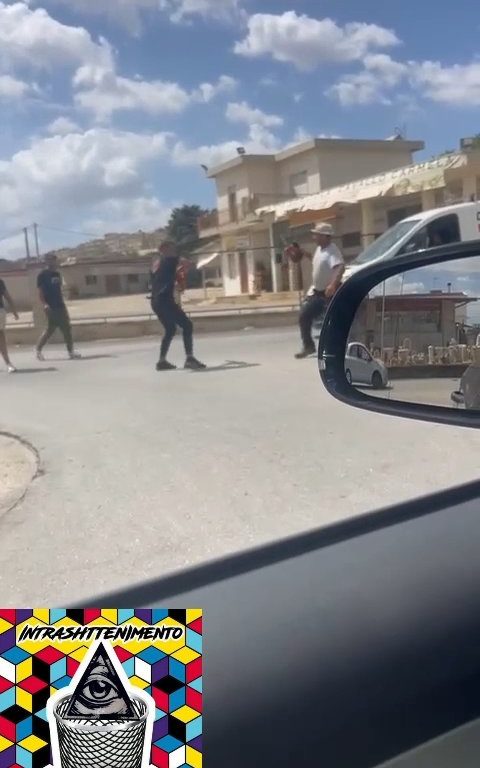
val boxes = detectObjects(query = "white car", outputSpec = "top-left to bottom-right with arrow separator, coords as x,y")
345,342 -> 389,389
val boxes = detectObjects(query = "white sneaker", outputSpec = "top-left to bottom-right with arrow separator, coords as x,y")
69,351 -> 81,360
7,365 -> 17,374
36,349 -> 45,361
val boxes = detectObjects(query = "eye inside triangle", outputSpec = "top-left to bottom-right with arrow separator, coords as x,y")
64,642 -> 138,720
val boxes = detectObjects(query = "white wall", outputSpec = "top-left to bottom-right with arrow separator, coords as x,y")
276,149 -> 321,196
221,252 -> 241,295
0,269 -> 39,310
318,147 -> 417,190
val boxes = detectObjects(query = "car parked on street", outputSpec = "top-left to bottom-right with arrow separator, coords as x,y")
344,342 -> 388,388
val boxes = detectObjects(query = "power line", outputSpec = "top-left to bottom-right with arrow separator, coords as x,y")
36,224 -> 102,239
0,228 -> 24,244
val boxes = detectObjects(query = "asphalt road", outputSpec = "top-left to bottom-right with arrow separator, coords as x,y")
1,328 -> 480,606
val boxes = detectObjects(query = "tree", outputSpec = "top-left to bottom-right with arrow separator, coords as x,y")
166,204 -> 209,249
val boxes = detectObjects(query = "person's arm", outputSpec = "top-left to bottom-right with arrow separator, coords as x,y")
325,253 -> 345,298
37,275 -> 48,308
283,243 -> 312,263
4,288 -> 18,320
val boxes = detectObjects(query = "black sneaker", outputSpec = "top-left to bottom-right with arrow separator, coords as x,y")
295,347 -> 316,359
156,360 -> 176,371
185,356 -> 206,370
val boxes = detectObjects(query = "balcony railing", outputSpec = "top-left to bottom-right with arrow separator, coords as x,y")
197,193 -> 293,234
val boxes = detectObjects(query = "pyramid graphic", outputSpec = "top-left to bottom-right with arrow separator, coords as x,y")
63,642 -> 138,720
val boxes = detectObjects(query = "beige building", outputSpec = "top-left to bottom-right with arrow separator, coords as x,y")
60,256 -> 153,299
197,136 -> 425,295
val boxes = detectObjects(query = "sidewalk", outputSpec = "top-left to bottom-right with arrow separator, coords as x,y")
9,290 -> 302,325
0,434 -> 38,517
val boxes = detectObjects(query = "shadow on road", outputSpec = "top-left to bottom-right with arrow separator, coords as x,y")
188,360 -> 261,374
71,354 -> 117,361
12,367 -> 58,374
90,478 -> 480,606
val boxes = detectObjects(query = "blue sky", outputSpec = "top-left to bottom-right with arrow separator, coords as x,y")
2,0 -> 480,257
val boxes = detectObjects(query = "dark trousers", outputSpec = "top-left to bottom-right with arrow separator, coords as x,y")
299,293 -> 326,349
37,306 -> 73,353
153,298 -> 193,359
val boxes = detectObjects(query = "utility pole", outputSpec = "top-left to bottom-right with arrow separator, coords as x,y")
23,226 -> 31,261
33,223 -> 40,259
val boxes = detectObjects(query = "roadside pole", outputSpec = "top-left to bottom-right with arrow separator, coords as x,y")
380,281 -> 386,357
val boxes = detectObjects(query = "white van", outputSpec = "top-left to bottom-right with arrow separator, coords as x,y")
343,201 -> 480,282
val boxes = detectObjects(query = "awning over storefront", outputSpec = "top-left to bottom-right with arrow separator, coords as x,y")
287,205 -> 341,227
257,153 -> 468,220
192,238 -> 222,269
197,252 -> 220,269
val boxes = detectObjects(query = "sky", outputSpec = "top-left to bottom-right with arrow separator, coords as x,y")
2,0 -> 480,258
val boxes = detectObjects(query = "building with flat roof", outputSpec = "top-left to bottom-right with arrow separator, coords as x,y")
197,135 -> 425,296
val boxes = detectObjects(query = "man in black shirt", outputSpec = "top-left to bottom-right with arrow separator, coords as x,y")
150,241 -> 205,371
36,252 -> 81,360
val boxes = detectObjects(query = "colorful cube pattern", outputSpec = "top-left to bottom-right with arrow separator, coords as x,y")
0,609 -> 202,768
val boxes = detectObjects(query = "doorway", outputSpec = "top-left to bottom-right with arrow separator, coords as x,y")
238,251 -> 249,293
105,274 -> 121,294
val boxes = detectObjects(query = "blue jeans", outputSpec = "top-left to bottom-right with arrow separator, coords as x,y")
299,293 -> 326,349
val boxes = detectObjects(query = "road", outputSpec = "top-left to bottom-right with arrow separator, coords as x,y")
1,328 -> 479,606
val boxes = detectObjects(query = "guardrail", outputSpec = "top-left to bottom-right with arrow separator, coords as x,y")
7,303 -> 301,329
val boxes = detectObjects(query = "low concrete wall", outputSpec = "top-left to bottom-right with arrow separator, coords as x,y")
388,364 -> 468,380
7,310 -> 298,346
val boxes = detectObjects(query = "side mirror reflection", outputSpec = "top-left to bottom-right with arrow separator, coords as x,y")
345,254 -> 480,410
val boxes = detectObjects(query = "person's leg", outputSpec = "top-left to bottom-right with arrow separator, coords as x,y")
0,331 -> 11,366
297,295 -> 326,356
171,304 -> 206,369
36,308 -> 58,355
171,304 -> 193,357
154,301 -> 177,368
58,307 -> 75,355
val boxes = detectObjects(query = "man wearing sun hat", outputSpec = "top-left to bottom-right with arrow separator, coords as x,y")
284,222 -> 345,358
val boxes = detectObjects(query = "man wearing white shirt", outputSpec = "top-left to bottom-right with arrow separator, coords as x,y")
284,223 -> 345,359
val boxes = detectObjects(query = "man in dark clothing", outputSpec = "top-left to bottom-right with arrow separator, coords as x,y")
150,241 -> 205,371
36,252 -> 81,360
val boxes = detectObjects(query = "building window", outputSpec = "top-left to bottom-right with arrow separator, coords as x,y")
227,253 -> 236,279
228,186 -> 238,223
387,205 -> 422,228
85,275 -> 97,286
342,232 -> 361,249
127,273 -> 140,284
289,170 -> 308,196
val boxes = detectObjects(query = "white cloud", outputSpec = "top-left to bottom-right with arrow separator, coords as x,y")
37,0 -> 159,36
0,74 -> 32,99
0,1 -> 112,71
370,277 -> 425,296
192,75 -> 238,103
172,124 -> 281,168
159,0 -> 244,24
73,66 -> 191,121
329,54 -> 407,106
411,60 -> 480,106
259,76 -> 277,87
329,54 -> 480,108
235,11 -> 399,71
41,0 -> 244,32
0,128 -> 172,237
47,117 -> 81,135
81,196 -> 173,235
74,68 -> 237,121
226,100 -> 283,128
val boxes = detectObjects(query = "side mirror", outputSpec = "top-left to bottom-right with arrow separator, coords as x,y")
318,240 -> 480,428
